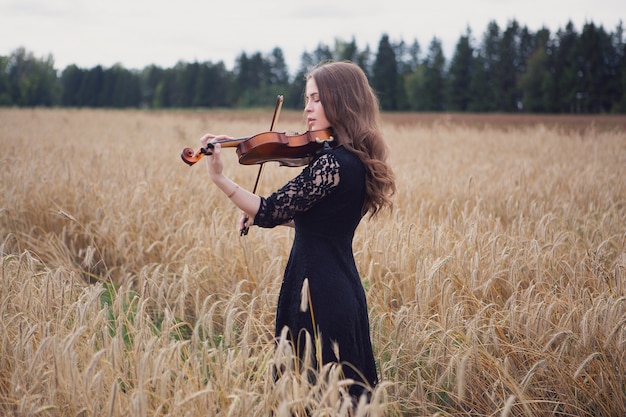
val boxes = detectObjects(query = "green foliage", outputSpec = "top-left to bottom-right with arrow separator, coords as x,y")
447,29 -> 473,111
0,56 -> 11,106
4,47 -> 59,106
372,34 -> 399,110
100,283 -> 193,348
2,18 -> 625,113
421,37 -> 447,111
404,65 -> 426,111
100,283 -> 137,346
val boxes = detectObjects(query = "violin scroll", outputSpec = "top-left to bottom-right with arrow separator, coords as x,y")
180,143 -> 215,166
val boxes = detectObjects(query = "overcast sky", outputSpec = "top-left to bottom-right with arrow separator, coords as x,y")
1,0 -> 623,73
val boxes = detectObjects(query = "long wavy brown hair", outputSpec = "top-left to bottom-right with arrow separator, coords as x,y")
306,61 -> 396,217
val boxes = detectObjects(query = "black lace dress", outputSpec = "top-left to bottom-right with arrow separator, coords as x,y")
254,145 -> 378,397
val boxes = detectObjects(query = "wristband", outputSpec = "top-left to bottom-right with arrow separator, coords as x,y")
227,185 -> 239,198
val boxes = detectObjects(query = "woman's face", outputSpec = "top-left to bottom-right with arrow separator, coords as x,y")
305,77 -> 331,131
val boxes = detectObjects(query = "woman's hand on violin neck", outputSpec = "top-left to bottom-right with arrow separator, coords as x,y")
199,132 -> 216,147
200,132 -> 232,147
200,133 -> 227,180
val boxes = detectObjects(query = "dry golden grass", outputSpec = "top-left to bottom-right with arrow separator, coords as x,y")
1,108 -> 625,416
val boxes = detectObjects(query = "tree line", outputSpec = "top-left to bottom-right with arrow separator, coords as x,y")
1,19 -> 625,113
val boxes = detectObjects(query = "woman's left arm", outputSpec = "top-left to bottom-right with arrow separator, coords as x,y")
253,152 -> 339,229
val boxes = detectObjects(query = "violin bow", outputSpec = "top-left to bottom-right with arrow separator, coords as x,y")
241,94 -> 283,236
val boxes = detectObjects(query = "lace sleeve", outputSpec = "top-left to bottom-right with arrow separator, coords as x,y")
254,152 -> 340,228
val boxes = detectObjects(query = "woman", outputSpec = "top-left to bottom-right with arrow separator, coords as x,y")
200,61 -> 395,399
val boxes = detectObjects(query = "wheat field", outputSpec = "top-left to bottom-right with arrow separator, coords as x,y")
1,108 -> 625,416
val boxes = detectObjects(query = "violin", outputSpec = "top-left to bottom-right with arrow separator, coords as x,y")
180,128 -> 335,168
182,95 -> 333,236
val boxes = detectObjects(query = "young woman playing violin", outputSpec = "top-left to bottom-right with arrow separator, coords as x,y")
199,61 -> 396,401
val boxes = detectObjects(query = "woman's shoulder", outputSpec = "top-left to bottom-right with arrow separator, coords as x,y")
312,145 -> 348,166
313,146 -> 364,179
